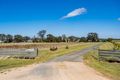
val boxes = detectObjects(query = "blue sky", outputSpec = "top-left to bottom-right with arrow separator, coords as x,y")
0,0 -> 120,38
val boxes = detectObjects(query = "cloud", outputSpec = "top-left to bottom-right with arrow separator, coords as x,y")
61,8 -> 87,19
118,18 -> 120,21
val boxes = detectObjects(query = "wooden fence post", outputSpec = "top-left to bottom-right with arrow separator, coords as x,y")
98,49 -> 101,61
36,48 -> 39,57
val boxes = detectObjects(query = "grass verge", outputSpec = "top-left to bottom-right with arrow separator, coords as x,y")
83,50 -> 120,80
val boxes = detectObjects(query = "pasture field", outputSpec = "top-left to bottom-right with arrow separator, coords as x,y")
112,40 -> 120,42
99,42 -> 114,50
84,42 -> 120,80
0,43 -> 80,49
0,42 -> 98,71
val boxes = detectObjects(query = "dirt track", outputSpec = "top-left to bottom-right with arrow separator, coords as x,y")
0,45 -> 110,80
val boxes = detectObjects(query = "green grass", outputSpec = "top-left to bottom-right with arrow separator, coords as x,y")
0,43 -> 98,71
84,50 -> 120,80
84,42 -> 120,80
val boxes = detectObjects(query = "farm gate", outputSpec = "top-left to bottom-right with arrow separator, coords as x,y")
98,50 -> 120,62
0,48 -> 38,59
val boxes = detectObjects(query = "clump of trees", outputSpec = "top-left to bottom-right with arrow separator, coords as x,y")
0,34 -> 31,43
0,30 -> 101,43
87,33 -> 99,42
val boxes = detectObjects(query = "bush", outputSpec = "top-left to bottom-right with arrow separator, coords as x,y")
50,47 -> 58,51
65,46 -> 69,49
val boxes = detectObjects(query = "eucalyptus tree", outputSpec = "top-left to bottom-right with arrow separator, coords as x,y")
80,37 -> 87,42
46,34 -> 56,42
62,34 -> 67,42
68,36 -> 79,42
37,30 -> 46,42
5,34 -> 13,43
14,35 -> 23,42
0,34 -> 6,42
23,36 -> 31,42
87,33 -> 99,42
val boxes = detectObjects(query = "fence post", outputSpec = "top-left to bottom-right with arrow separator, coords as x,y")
98,49 -> 100,61
36,48 -> 39,57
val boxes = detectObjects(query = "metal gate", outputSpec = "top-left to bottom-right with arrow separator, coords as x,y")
98,50 -> 120,62
0,48 -> 38,59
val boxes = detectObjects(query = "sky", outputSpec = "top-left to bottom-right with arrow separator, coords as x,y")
0,0 -> 120,38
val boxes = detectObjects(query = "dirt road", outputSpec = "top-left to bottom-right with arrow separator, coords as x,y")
0,45 -> 110,80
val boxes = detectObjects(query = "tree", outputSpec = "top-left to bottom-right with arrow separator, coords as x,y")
5,34 -> 13,43
56,36 -> 62,42
37,30 -> 46,42
87,33 -> 99,42
23,36 -> 31,42
32,38 -> 39,42
68,36 -> 78,42
107,38 -> 113,42
32,36 -> 39,42
14,35 -> 23,42
46,34 -> 55,42
0,34 -> 6,42
62,34 -> 67,42
80,37 -> 87,42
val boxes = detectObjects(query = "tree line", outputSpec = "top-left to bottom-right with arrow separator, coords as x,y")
0,30 -> 100,43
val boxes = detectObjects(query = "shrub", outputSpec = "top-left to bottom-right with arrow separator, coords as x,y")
65,45 -> 69,49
